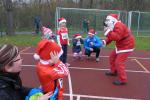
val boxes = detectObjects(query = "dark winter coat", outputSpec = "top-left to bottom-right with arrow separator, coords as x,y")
72,38 -> 84,53
0,72 -> 30,100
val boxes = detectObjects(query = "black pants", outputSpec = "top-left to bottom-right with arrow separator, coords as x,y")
60,44 -> 68,63
85,47 -> 100,58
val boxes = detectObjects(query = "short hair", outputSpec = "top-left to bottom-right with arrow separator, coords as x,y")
0,44 -> 19,71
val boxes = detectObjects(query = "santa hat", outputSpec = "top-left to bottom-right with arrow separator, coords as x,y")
58,17 -> 66,24
42,26 -> 53,39
88,28 -> 95,35
74,33 -> 82,39
107,13 -> 119,21
33,39 -> 63,61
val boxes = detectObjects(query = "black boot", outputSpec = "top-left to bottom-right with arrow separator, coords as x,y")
113,80 -> 126,86
105,71 -> 117,76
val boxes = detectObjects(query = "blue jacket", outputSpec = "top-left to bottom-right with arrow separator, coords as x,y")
84,35 -> 103,50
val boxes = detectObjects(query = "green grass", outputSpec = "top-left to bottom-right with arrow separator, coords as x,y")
0,34 -> 41,46
0,34 -> 150,51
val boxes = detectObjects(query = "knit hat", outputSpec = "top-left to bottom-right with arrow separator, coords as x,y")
88,28 -> 95,35
42,26 -> 53,39
58,17 -> 66,24
33,39 -> 63,61
74,33 -> 82,39
107,14 -> 119,21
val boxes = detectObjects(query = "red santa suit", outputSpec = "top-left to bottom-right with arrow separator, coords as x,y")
34,39 -> 69,100
103,14 -> 135,83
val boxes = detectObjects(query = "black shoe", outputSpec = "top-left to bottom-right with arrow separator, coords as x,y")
105,71 -> 117,76
113,80 -> 126,86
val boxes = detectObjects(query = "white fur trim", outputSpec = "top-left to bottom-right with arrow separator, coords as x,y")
115,47 -> 134,54
75,36 -> 82,39
88,32 -> 94,35
104,29 -> 111,36
59,19 -> 66,24
40,59 -> 50,65
33,53 -> 40,60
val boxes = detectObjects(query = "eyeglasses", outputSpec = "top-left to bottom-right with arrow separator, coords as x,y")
12,58 -> 23,62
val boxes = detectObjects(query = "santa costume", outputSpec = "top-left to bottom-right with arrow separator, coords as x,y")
57,17 -> 70,67
103,14 -> 135,85
34,39 -> 69,100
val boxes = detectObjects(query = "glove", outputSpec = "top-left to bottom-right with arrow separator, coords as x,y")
50,87 -> 59,100
104,27 -> 112,36
25,88 -> 44,100
102,40 -> 106,47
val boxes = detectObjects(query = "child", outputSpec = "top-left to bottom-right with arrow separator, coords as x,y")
33,39 -> 69,100
72,33 -> 84,59
41,26 -> 56,42
57,17 -> 70,67
34,26 -> 56,61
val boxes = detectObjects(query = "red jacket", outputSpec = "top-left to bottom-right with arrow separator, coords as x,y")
104,21 -> 135,53
57,27 -> 69,45
36,60 -> 68,99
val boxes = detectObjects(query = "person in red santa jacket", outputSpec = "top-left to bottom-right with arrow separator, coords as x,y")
34,39 -> 69,100
57,17 -> 70,67
103,14 -> 135,85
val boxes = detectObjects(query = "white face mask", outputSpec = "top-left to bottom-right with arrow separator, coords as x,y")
104,16 -> 118,28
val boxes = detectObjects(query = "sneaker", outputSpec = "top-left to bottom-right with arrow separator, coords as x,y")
113,80 -> 126,86
65,63 -> 70,67
96,58 -> 100,62
105,71 -> 117,76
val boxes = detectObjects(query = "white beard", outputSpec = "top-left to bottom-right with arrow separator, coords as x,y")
104,16 -> 118,30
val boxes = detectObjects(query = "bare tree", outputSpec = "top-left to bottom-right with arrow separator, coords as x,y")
3,0 -> 14,35
127,0 -> 144,11
89,0 -> 93,8
79,0 -> 83,8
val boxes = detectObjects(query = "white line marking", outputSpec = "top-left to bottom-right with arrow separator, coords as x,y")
20,47 -> 31,53
76,95 -> 80,100
69,67 -> 150,74
132,59 -> 150,72
68,71 -> 73,100
21,52 -> 150,60
63,93 -> 139,100
21,65 -> 150,74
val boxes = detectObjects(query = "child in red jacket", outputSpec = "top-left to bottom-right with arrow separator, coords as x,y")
34,39 -> 69,100
57,17 -> 70,67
